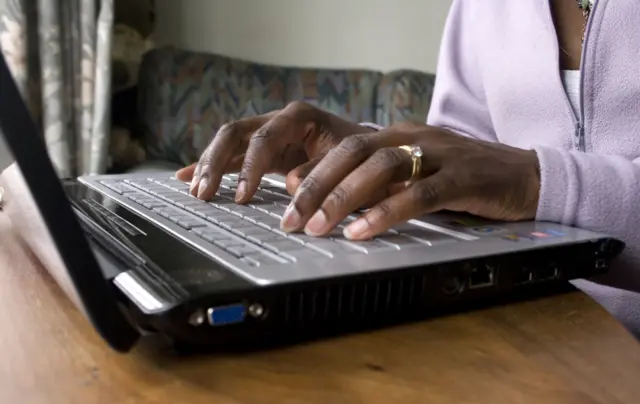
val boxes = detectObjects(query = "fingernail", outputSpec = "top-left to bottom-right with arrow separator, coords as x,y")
235,180 -> 247,202
304,210 -> 328,236
197,177 -> 209,198
344,219 -> 370,240
280,203 -> 301,232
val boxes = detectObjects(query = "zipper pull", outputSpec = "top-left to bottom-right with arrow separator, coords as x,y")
574,122 -> 581,150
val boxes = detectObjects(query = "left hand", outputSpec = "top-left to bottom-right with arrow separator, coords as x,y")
279,122 -> 541,240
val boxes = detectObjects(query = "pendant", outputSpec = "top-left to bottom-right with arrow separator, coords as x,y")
579,0 -> 593,11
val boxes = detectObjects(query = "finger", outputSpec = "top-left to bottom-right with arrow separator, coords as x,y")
189,158 -> 205,195
303,147 -> 412,236
285,156 -> 324,196
344,172 -> 454,240
236,114 -> 315,203
281,130 -> 413,232
194,119 -> 259,200
176,163 -> 197,182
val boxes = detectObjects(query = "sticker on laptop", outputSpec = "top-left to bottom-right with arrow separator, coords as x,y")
502,230 -> 565,242
470,226 -> 504,234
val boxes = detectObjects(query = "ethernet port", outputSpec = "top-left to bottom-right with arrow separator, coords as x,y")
468,264 -> 496,289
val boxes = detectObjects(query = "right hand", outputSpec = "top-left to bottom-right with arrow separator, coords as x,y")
175,101 -> 375,202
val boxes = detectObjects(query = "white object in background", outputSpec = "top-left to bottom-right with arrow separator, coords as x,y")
0,130 -> 13,174
1,129 -> 16,208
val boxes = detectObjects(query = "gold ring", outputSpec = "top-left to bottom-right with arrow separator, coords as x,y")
398,145 -> 423,184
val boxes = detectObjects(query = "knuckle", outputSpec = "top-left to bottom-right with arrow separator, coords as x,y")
294,176 -> 324,208
390,121 -> 424,133
249,125 -> 274,145
217,121 -> 239,137
413,180 -> 439,203
325,185 -> 352,210
298,175 -> 321,196
373,148 -> 405,170
193,161 -> 203,176
284,100 -> 312,114
198,148 -> 215,170
372,201 -> 395,221
282,101 -> 322,128
339,134 -> 370,156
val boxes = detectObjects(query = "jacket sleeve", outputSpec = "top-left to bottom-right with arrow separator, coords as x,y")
426,0 -> 496,142
534,147 -> 640,241
427,1 -> 640,296
535,148 -> 640,310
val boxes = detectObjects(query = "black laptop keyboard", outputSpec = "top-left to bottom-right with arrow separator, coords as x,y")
99,175 -> 446,267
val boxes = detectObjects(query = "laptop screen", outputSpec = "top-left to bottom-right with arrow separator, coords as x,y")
0,49 -> 137,351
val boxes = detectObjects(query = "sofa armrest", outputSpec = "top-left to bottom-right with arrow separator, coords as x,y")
375,70 -> 436,127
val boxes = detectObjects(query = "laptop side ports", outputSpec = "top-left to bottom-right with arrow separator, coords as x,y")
468,263 -> 496,289
440,274 -> 466,295
516,266 -> 534,285
537,262 -> 560,282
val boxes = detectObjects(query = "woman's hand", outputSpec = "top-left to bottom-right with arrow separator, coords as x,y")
281,122 -> 541,240
175,101 -> 374,202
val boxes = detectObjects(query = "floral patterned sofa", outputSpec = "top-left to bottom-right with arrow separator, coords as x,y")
136,46 -> 436,167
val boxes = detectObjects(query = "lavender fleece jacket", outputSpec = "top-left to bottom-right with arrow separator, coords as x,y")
424,0 -> 640,334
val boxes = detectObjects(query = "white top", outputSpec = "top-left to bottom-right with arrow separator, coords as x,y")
561,69 -> 581,118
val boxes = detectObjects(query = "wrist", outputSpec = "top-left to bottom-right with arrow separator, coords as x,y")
523,149 -> 541,218
358,122 -> 384,132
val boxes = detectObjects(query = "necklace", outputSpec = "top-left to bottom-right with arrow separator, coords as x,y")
577,0 -> 594,42
559,0 -> 594,60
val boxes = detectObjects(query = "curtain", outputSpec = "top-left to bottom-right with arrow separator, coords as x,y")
0,0 -> 113,177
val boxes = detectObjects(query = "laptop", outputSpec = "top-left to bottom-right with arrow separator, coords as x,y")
0,51 -> 625,353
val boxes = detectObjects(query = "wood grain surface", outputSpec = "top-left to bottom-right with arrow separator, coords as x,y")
1,213 -> 639,404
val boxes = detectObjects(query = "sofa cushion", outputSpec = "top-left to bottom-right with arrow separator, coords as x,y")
285,68 -> 382,123
137,47 -> 289,165
375,70 -> 436,126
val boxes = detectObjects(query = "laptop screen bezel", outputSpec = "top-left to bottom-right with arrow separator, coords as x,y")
0,51 -> 139,352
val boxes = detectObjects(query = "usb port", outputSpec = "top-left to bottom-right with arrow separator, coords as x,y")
516,267 -> 534,285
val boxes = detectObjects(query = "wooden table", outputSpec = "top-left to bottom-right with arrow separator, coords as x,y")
1,213 -> 639,404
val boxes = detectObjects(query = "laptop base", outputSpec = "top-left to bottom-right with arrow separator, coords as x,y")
120,237 -> 616,351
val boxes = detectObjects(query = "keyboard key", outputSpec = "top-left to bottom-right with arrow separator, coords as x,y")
390,223 -> 444,245
240,256 -> 260,267
139,200 -> 166,209
246,252 -> 288,265
262,239 -> 302,253
116,176 -> 390,262
202,233 -> 233,245
100,181 -> 137,194
335,239 -> 397,253
223,246 -> 244,258
377,234 -> 419,249
177,218 -> 207,230
279,248 -> 331,261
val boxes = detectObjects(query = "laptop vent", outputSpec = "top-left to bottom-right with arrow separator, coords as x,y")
277,273 -> 429,327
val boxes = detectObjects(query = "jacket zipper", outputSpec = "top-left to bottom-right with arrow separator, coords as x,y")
575,0 -> 598,152
547,0 -> 597,152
